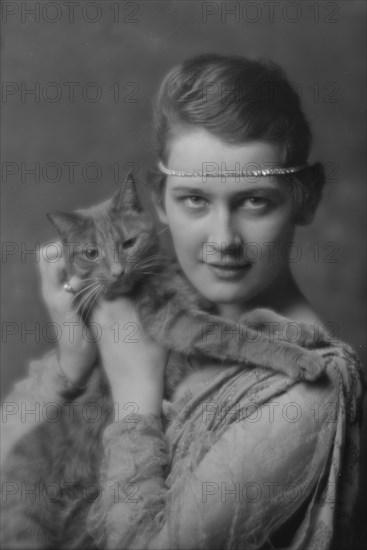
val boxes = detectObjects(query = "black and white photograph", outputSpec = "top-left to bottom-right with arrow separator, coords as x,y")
1,1 -> 366,548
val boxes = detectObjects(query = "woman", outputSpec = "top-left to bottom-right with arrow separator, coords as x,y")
1,54 -> 365,549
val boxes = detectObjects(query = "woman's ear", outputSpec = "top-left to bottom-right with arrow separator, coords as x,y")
295,210 -> 315,226
151,189 -> 168,224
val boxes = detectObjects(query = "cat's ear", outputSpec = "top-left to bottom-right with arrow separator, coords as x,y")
46,211 -> 85,238
111,173 -> 143,213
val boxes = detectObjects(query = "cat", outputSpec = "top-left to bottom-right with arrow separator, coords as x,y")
45,173 -> 330,391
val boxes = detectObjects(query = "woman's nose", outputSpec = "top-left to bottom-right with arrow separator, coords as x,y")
207,208 -> 241,249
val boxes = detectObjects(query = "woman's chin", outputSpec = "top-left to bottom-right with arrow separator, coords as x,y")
196,281 -> 257,305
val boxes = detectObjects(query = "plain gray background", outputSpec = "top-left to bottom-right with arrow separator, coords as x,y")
1,1 -> 366,547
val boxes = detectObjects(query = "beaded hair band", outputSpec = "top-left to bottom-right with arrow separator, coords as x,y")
157,160 -> 308,178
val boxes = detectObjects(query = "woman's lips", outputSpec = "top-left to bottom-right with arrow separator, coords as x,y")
206,262 -> 251,280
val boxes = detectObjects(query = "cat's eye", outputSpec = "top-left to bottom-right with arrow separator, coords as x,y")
83,246 -> 100,261
122,237 -> 137,249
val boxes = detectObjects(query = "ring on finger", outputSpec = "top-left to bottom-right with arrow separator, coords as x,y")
63,282 -> 75,294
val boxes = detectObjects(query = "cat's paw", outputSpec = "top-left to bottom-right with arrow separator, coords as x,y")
289,321 -> 332,347
293,350 -> 326,382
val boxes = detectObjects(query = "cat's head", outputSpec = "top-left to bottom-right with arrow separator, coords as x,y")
47,174 -> 161,311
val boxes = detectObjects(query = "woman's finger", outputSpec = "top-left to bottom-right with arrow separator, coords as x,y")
92,297 -> 139,326
39,242 -> 65,287
39,252 -> 65,304
69,275 -> 88,293
39,242 -> 85,295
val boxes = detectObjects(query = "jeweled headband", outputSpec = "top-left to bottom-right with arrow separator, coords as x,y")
157,160 -> 308,178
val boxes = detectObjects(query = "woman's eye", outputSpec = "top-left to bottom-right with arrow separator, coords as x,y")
83,247 -> 100,261
242,197 -> 270,209
181,196 -> 208,209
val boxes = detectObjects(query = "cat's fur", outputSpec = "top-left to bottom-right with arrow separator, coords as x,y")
1,175 -> 331,548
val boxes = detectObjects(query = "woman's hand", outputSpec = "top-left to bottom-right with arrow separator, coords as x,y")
39,242 -> 98,386
91,298 -> 167,417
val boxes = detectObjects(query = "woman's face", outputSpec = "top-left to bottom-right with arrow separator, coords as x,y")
155,128 -> 296,305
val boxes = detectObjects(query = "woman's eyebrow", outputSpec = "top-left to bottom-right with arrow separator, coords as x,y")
171,186 -> 211,194
170,185 -> 283,198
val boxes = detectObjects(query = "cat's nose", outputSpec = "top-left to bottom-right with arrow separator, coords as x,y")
111,267 -> 125,279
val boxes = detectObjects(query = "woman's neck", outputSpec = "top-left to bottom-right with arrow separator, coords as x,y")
214,268 -> 308,322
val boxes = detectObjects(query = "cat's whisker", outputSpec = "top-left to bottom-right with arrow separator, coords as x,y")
95,286 -> 106,307
136,256 -> 166,265
68,278 -> 100,297
71,281 -> 101,301
76,285 -> 98,307
74,279 -> 101,289
80,286 -> 102,319
67,285 -> 98,315
134,259 -> 161,266
136,269 -> 161,276
73,277 -> 99,283
133,254 -> 165,265
132,262 -> 163,273
72,285 -> 100,311
83,285 -> 103,320
77,283 -> 100,305
76,285 -> 101,317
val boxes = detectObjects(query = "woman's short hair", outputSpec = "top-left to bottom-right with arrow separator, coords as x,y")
151,53 -> 326,224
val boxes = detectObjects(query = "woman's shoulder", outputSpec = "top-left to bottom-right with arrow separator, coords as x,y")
314,335 -> 364,382
263,336 -> 363,438
316,337 -> 362,364
316,338 -> 365,421
285,300 -> 365,399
